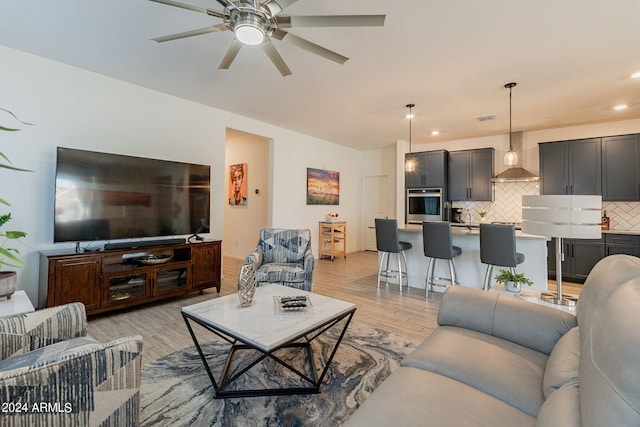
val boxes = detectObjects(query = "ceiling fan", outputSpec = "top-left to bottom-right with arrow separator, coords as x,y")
149,0 -> 385,76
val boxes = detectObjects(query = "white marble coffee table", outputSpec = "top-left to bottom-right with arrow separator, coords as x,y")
181,283 -> 356,398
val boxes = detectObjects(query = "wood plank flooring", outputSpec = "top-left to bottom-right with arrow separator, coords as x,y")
87,251 -> 581,365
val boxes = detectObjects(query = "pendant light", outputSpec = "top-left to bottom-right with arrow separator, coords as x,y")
504,82 -> 518,166
404,103 -> 416,172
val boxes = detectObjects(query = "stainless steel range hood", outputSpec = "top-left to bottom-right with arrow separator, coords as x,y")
492,132 -> 539,182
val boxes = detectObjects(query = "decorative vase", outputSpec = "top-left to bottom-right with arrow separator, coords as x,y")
0,271 -> 17,299
238,263 -> 257,307
504,281 -> 521,293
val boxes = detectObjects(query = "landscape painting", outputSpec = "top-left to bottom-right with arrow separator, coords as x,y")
307,168 -> 339,205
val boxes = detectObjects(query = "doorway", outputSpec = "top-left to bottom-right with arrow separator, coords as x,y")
224,129 -> 270,259
363,175 -> 389,251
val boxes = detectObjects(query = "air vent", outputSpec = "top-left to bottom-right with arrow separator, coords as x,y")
476,114 -> 497,122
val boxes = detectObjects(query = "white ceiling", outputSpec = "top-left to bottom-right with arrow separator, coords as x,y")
2,0 -> 640,150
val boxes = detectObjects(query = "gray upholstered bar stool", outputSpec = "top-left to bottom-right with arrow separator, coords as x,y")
479,223 -> 525,291
422,221 -> 462,296
375,218 -> 412,292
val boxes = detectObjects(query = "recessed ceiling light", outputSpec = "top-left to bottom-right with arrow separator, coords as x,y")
431,131 -> 440,136
632,72 -> 640,79
614,104 -> 628,111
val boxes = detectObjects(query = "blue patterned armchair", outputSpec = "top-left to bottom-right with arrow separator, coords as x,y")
0,303 -> 143,426
246,228 -> 315,291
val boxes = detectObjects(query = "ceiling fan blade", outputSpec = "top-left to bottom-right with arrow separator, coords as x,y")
273,30 -> 348,65
216,0 -> 235,8
278,15 -> 386,28
152,25 -> 228,43
218,39 -> 243,70
265,0 -> 306,16
148,0 -> 208,14
261,40 -> 292,77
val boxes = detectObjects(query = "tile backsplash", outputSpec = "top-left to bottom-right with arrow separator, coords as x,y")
453,182 -> 640,231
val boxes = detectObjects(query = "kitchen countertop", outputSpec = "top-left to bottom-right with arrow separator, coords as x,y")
401,224 -> 547,240
405,223 -> 640,237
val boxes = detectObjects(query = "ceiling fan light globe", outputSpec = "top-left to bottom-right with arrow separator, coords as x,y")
236,25 -> 264,45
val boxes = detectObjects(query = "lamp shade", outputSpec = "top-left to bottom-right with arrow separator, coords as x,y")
521,195 -> 602,239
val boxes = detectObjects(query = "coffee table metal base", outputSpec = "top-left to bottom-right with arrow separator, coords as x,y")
182,309 -> 355,399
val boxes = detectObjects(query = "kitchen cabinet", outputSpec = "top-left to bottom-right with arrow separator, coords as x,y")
547,233 -> 640,282
605,234 -> 640,257
547,238 -> 605,282
405,150 -> 448,189
539,138 -> 601,195
602,134 -> 640,201
447,148 -> 494,201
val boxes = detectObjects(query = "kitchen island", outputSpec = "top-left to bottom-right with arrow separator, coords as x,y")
388,224 -> 549,292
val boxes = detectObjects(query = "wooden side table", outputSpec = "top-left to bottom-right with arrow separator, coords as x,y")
319,221 -> 347,261
0,290 -> 35,317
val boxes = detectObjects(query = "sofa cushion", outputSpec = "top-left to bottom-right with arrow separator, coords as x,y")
343,367 -> 535,427
0,337 -> 98,371
438,286 -> 577,355
579,279 -> 640,427
402,326 -> 547,417
536,381 -> 580,427
543,326 -> 580,399
256,263 -> 304,283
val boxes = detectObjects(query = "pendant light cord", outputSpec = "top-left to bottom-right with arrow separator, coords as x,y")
406,103 -> 415,153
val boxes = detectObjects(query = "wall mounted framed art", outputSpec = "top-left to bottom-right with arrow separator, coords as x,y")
229,163 -> 247,206
307,168 -> 339,205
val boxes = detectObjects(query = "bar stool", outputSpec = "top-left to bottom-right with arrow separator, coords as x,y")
480,223 -> 525,291
375,218 -> 412,292
422,221 -> 462,296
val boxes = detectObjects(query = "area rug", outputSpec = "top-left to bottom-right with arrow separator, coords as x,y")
140,321 -> 420,426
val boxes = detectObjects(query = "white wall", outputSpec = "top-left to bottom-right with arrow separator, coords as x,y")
1,45 -> 368,305
223,131 -> 269,259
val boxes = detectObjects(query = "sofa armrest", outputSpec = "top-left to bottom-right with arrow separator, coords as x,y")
438,287 -> 577,354
0,302 -> 87,360
0,335 -> 143,426
245,246 -> 264,269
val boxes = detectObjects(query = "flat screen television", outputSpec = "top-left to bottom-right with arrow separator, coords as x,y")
54,147 -> 211,243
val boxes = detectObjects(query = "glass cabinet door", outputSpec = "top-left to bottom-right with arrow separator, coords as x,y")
155,264 -> 189,295
106,273 -> 149,305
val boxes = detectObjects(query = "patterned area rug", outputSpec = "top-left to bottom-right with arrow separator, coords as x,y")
140,321 -> 420,426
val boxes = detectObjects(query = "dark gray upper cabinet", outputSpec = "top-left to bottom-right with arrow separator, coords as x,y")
447,148 -> 494,201
602,134 -> 640,201
405,150 -> 448,188
539,138 -> 601,195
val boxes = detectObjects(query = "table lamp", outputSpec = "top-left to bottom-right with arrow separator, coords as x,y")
521,195 -> 602,306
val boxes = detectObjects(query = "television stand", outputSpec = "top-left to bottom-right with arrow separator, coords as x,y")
39,240 -> 221,315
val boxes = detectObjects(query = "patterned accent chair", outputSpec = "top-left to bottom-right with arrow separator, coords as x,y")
0,302 -> 143,426
246,228 -> 315,291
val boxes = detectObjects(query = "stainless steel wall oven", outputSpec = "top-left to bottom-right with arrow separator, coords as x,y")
406,188 -> 443,223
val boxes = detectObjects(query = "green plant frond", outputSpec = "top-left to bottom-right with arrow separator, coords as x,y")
0,198 -> 9,206
494,269 -> 533,286
0,163 -> 32,172
0,213 -> 11,227
0,126 -> 20,132
0,108 -> 35,127
0,247 -> 24,266
5,231 -> 26,239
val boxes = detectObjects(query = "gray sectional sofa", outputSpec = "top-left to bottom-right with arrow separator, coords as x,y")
344,254 -> 640,426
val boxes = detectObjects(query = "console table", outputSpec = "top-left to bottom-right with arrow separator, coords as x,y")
39,240 -> 221,315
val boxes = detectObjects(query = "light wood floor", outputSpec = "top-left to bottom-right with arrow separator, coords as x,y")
87,251 -> 581,365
